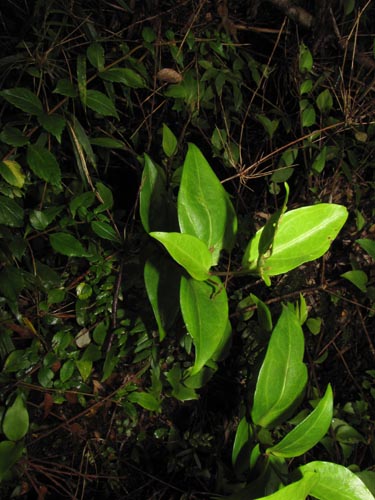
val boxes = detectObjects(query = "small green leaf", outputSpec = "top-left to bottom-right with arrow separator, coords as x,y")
53,79 -> 78,97
76,282 -> 93,300
90,137 -> 124,148
95,182 -> 114,211
0,160 -> 25,188
29,210 -> 50,230
27,145 -> 62,187
37,113 -> 66,142
0,126 -> 29,146
128,392 -> 161,411
75,359 -> 92,381
0,87 -> 43,115
299,461 -> 375,500
3,394 -> 29,441
299,43 -> 313,73
91,221 -> 120,242
180,275 -> 228,374
100,67 -> 146,88
341,270 -> 368,293
306,317 -> 322,335
256,115 -> 279,139
312,146 -> 327,173
300,79 -> 313,95
251,306 -> 308,428
86,89 -> 119,118
302,106 -> 316,127
150,232 -> 212,281
316,89 -> 333,115
267,385 -> 333,457
60,360 -> 75,383
178,143 -> 237,265
0,195 -> 24,227
49,233 -> 89,257
162,123 -> 178,157
357,238 -> 375,260
87,42 -> 105,70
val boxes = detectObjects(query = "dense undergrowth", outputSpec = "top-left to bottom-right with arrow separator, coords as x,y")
0,1 -> 374,498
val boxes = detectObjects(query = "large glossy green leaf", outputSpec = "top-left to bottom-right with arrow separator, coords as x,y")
140,155 -> 173,232
3,394 -> 29,441
242,204 -> 348,276
49,233 -> 89,257
150,232 -> 212,281
180,275 -> 228,374
0,195 -> 24,227
254,472 -> 318,500
267,384 -> 333,457
0,87 -> 43,115
144,253 -> 181,340
27,145 -> 62,187
299,461 -> 375,500
86,89 -> 119,119
99,67 -> 146,88
251,306 -> 307,428
178,143 -> 237,265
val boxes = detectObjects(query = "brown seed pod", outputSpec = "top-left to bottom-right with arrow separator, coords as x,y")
156,68 -> 183,84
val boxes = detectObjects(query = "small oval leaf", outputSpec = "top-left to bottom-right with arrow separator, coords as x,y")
49,233 -> 89,257
3,394 -> 29,441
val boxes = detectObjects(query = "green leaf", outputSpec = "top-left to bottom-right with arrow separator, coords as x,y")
77,53 -> 87,108
91,221 -> 120,242
0,160 -> 25,188
300,79 -> 313,95
30,210 -> 50,230
162,123 -> 178,157
86,89 -> 119,118
49,233 -> 89,257
3,394 -> 29,441
232,416 -> 253,466
267,385 -> 333,457
316,89 -> 333,115
99,67 -> 146,88
53,78 -> 78,97
128,392 -> 161,412
95,182 -> 114,211
37,113 -> 66,142
243,204 -> 348,277
0,195 -> 24,227
357,238 -> 375,260
312,146 -> 327,173
0,267 -> 24,301
0,87 -> 43,115
0,441 -> 24,481
254,472 -> 319,500
299,461 -> 375,500
256,115 -> 279,139
144,253 -> 181,340
76,359 -> 92,381
60,360 -> 75,383
140,154 -> 174,232
341,270 -> 368,293
251,306 -> 308,428
87,42 -> 105,70
67,115 -> 97,169
90,137 -> 124,148
178,143 -> 237,265
299,43 -> 313,73
70,191 -> 95,217
27,144 -> 62,187
251,293 -> 273,332
0,126 -> 29,146
302,106 -> 316,127
150,232 -> 212,281
180,275 -> 228,374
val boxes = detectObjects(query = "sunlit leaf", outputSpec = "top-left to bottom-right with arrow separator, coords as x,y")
178,143 -> 237,265
267,385 -> 333,457
251,306 -> 307,428
180,275 -> 228,374
150,231 -> 212,281
254,472 -> 318,500
299,461 -> 375,500
0,160 -> 25,188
